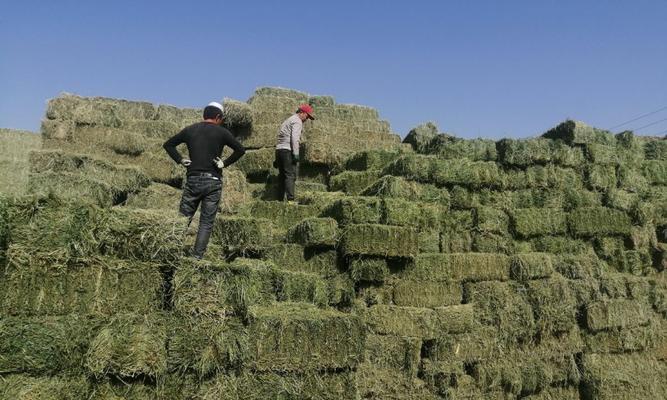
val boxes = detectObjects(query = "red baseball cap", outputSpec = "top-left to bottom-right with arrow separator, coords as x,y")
298,104 -> 315,120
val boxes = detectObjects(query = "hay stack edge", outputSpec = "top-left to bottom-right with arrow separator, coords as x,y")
0,87 -> 666,399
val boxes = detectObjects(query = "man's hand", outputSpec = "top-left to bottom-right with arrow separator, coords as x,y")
181,158 -> 192,167
292,154 -> 300,164
213,157 -> 225,169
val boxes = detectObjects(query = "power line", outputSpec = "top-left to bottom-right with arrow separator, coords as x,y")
609,105 -> 667,130
631,116 -> 667,132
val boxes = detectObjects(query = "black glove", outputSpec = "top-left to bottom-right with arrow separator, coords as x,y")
292,154 -> 300,164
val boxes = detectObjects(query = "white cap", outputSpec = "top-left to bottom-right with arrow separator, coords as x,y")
207,101 -> 224,114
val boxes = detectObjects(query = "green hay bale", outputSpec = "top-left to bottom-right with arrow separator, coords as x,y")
167,316 -> 248,377
343,149 -> 403,171
329,170 -> 381,195
363,305 -> 439,338
0,315 -> 97,374
325,196 -> 381,225
644,139 -> 667,160
0,375 -> 89,400
0,128 -> 42,161
418,229 -> 441,253
510,253 -> 554,281
604,189 -> 639,212
124,182 -> 181,210
568,207 -> 632,237
213,216 -> 275,255
503,165 -> 582,190
510,208 -> 567,238
308,95 -> 335,107
222,97 -> 253,127
585,323 -> 659,354
616,249 -> 652,275
428,137 -> 498,161
403,253 -> 510,282
173,258 -> 328,317
365,335 -> 421,377
90,380 -> 160,400
472,232 -> 513,254
362,175 -> 450,206
356,364 -> 440,400
340,224 -> 418,258
464,281 -> 536,344
46,94 -> 157,125
0,249 -> 162,316
474,206 -> 508,234
585,299 -> 650,332
581,353 -> 667,399
263,244 -> 339,277
381,198 -> 442,229
531,235 -> 592,254
349,257 -> 389,283
542,120 -> 615,145
585,164 -> 617,191
41,119 -> 74,140
248,200 -> 320,229
220,168 -> 251,213
117,118 -> 182,140
27,171 -> 120,207
525,276 -> 577,335
234,147 -> 275,181
403,122 -> 438,153
641,159 -> 667,184
199,371 -> 357,400
393,280 -> 462,308
585,143 -> 619,165
497,138 -> 583,167
287,217 -> 338,247
247,303 -> 365,372
85,314 -> 167,379
154,103 -> 201,125
593,236 -> 624,261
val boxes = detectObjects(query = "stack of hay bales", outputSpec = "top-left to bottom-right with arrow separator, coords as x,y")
2,87 -> 667,398
0,128 -> 42,195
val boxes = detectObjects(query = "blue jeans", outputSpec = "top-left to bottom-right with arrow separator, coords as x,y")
179,174 -> 222,258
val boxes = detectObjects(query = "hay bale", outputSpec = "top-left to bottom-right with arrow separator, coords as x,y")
497,138 -> 583,167
531,236 -> 592,254
403,122 -> 438,153
234,147 -> 275,181
585,323 -> 659,354
510,208 -> 568,238
263,244 -> 339,277
641,159 -> 667,184
247,303 -> 365,371
428,137 -> 497,161
0,375 -> 89,400
645,139 -> 667,160
364,335 -> 421,377
213,216 -> 275,255
46,94 -> 157,125
474,207 -> 508,234
503,165 -> 583,190
329,170 -> 381,195
343,149 -> 403,171
325,196 -> 381,225
349,257 -> 389,283
385,155 -> 504,189
363,305 -> 439,338
154,103 -> 201,125
118,118 -> 182,140
28,172 -> 120,207
85,314 -> 167,379
464,281 -> 536,344
541,120 -> 615,145
525,276 -> 577,335
340,224 -> 418,258
510,253 -> 554,281
362,175 -> 450,206
403,253 -> 510,282
222,97 -> 252,127
0,248 -> 162,316
356,364 -> 440,400
568,207 -> 632,237
585,299 -> 650,332
0,315 -> 97,374
125,182 -> 181,210
287,217 -> 338,247
393,280 -> 462,308
581,353 -> 667,399
247,200 -> 320,229
199,371 -> 357,400
381,198 -> 442,229
585,164 -> 617,191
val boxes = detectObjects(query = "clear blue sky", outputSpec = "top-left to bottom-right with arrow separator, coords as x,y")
2,1 -> 666,139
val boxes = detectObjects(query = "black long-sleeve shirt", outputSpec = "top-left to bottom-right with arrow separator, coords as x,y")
163,122 -> 246,178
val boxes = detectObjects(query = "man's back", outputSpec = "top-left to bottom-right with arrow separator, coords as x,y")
164,121 -> 245,177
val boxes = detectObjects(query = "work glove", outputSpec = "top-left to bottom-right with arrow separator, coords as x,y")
292,154 -> 300,164
181,158 -> 192,167
213,157 -> 225,169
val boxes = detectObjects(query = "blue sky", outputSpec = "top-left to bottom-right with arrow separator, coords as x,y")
1,1 -> 666,139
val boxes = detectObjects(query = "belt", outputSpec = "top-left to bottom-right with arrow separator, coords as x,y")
187,172 -> 220,180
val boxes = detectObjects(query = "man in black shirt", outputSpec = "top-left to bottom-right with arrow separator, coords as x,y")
164,101 -> 246,259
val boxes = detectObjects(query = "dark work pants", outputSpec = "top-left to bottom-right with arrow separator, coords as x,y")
275,149 -> 297,201
179,174 -> 222,259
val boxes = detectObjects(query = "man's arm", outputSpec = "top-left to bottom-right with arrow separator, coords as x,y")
163,129 -> 187,164
290,120 -> 302,157
221,131 -> 246,168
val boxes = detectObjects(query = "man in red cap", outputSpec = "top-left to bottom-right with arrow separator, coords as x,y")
274,104 -> 314,202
